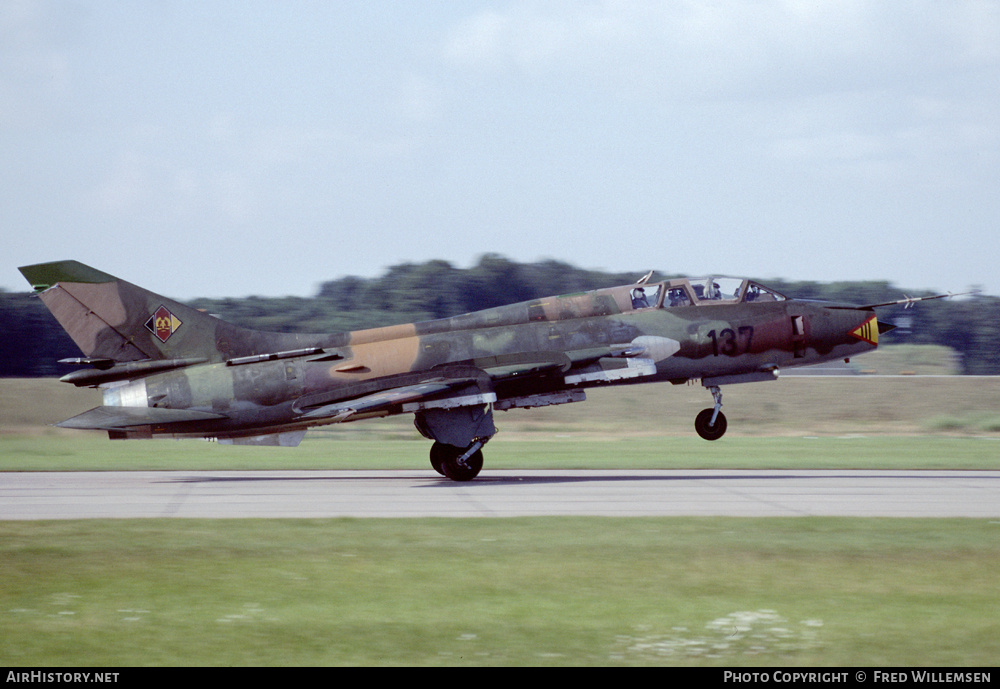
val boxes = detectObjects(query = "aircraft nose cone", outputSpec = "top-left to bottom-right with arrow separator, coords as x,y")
813,308 -> 884,351
847,312 -> 880,346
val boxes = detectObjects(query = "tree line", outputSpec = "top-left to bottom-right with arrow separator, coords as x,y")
3,254 -> 998,376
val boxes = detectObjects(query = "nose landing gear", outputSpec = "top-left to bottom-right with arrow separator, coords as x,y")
695,385 -> 727,440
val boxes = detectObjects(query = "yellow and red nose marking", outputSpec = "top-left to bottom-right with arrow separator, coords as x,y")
848,314 -> 879,346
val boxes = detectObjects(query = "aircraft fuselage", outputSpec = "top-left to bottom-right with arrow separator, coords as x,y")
20,262 -> 895,478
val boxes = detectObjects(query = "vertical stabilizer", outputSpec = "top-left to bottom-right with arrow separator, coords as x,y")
19,261 -> 230,363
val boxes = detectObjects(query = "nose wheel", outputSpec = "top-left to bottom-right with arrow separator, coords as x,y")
695,385 -> 727,440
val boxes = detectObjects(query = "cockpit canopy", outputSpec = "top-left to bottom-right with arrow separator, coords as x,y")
628,277 -> 786,311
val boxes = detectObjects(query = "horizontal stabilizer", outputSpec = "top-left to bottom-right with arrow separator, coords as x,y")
57,406 -> 227,430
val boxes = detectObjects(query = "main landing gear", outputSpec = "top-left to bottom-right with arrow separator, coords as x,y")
415,405 -> 495,482
430,439 -> 487,482
695,385 -> 727,440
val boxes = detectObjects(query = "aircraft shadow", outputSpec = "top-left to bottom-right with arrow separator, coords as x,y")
163,471 -> 991,488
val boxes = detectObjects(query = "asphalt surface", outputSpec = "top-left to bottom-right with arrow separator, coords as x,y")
3,470 -> 1000,519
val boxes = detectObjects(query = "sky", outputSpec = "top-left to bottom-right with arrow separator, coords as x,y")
3,0 -> 999,300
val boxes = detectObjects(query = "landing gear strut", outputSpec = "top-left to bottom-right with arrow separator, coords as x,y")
430,440 -> 486,481
695,385 -> 727,440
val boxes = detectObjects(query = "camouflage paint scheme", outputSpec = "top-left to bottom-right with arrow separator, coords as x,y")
20,261 -> 893,480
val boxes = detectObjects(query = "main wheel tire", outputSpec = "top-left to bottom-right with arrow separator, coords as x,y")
695,408 -> 727,441
429,442 -> 449,476
442,448 -> 484,482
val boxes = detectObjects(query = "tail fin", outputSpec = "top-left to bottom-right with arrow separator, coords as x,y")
19,260 -> 232,363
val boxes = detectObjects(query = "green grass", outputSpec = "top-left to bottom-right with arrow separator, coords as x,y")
2,377 -> 999,666
922,412 -> 1000,434
2,434 -> 999,472
2,518 -> 998,666
848,344 -> 961,375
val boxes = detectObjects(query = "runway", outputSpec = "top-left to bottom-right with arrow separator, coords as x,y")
3,469 -> 1000,519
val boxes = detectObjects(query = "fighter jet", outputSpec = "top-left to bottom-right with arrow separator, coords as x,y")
18,261 -> 960,481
